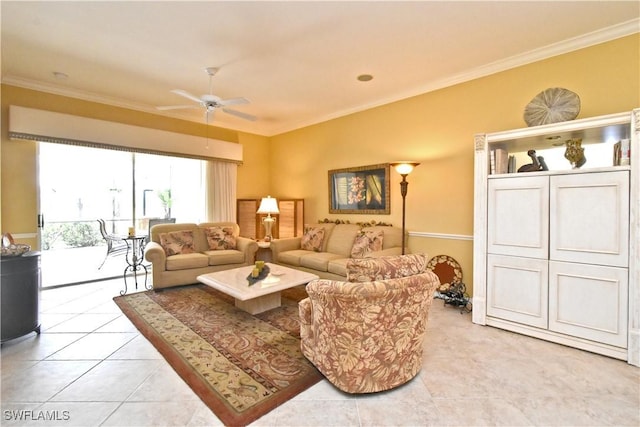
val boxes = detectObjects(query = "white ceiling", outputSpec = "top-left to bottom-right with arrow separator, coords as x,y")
2,1 -> 638,137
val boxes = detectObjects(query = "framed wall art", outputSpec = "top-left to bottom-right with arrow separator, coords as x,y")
328,163 -> 390,214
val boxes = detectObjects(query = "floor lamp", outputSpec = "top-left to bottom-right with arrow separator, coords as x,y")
257,196 -> 279,242
390,162 -> 419,254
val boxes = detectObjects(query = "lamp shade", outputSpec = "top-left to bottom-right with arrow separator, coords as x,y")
257,196 -> 280,215
390,162 -> 420,176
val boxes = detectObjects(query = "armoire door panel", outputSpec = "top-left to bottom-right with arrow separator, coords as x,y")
488,176 -> 549,259
487,254 -> 548,328
550,171 -> 629,267
549,261 -> 628,347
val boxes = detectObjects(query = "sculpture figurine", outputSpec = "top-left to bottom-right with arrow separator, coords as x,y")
517,150 -> 548,173
564,138 -> 586,169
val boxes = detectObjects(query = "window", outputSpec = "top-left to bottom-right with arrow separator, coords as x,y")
38,142 -> 206,287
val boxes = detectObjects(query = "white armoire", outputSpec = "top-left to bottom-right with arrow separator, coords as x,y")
472,109 -> 639,366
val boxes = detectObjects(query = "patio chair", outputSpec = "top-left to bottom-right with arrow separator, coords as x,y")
97,219 -> 128,269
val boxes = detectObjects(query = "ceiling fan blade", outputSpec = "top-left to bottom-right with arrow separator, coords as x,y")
218,97 -> 249,107
170,89 -> 203,104
156,105 -> 200,111
222,108 -> 257,121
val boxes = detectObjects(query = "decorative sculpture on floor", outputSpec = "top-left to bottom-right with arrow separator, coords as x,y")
437,281 -> 472,314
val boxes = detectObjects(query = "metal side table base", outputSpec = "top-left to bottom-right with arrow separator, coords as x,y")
120,235 -> 150,295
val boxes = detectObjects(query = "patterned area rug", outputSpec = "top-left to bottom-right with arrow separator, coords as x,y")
114,284 -> 322,427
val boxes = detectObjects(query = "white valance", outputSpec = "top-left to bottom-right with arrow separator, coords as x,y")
8,105 -> 242,163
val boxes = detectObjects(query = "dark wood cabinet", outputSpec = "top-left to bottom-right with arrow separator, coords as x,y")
1,252 -> 41,342
237,199 -> 304,240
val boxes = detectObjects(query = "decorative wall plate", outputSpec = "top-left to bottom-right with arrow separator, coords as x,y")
427,255 -> 463,293
523,87 -> 580,127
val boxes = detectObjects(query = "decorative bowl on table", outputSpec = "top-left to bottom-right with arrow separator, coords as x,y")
1,244 -> 31,257
1,233 -> 31,257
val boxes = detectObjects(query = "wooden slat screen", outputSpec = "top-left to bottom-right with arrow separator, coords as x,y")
236,198 -> 304,241
295,200 -> 304,236
278,201 -> 295,238
237,199 -> 259,239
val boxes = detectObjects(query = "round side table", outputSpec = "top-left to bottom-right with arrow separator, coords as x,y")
256,241 -> 272,263
121,235 -> 150,295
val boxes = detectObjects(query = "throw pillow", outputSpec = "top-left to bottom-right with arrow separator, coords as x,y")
301,227 -> 325,252
159,230 -> 195,256
205,226 -> 237,250
350,229 -> 384,258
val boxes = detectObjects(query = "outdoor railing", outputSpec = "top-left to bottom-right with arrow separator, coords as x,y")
42,219 -> 133,250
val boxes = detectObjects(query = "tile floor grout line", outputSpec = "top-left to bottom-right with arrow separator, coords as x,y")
98,401 -> 128,427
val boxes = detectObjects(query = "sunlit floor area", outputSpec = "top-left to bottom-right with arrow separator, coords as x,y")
41,246 -> 145,289
1,276 -> 639,426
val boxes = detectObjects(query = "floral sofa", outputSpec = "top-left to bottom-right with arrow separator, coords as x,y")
269,222 -> 405,280
299,253 -> 440,393
144,222 -> 258,289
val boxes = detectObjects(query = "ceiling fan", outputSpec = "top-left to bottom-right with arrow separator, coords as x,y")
156,67 -> 257,122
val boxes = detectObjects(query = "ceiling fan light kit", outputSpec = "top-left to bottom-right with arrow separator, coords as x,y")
156,67 -> 257,122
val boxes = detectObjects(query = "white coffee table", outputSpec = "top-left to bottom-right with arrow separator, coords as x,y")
196,263 -> 319,314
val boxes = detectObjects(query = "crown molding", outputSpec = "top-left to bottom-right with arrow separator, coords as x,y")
3,18 -> 638,137
0,75 -> 259,131
269,18 -> 640,136
1,76 -> 154,113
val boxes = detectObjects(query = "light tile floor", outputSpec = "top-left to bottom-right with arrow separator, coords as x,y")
1,278 -> 639,426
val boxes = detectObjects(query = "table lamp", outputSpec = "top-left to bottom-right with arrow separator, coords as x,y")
257,196 -> 279,241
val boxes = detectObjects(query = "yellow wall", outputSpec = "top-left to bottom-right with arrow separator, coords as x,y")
269,34 -> 640,294
237,132 -> 270,198
1,34 -> 638,295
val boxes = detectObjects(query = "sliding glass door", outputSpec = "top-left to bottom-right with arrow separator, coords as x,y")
133,154 -> 206,231
38,142 -> 206,288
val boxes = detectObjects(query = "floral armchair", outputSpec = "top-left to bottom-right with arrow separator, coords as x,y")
298,253 -> 440,393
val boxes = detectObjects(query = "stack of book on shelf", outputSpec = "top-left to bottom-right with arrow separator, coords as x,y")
613,139 -> 631,166
490,148 -> 509,174
507,155 -> 516,173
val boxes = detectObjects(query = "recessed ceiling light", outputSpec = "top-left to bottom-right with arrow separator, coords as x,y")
52,71 -> 68,80
357,74 -> 373,82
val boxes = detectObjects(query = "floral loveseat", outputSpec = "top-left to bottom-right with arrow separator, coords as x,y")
299,254 -> 440,393
144,222 -> 258,289
270,222 -> 405,280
